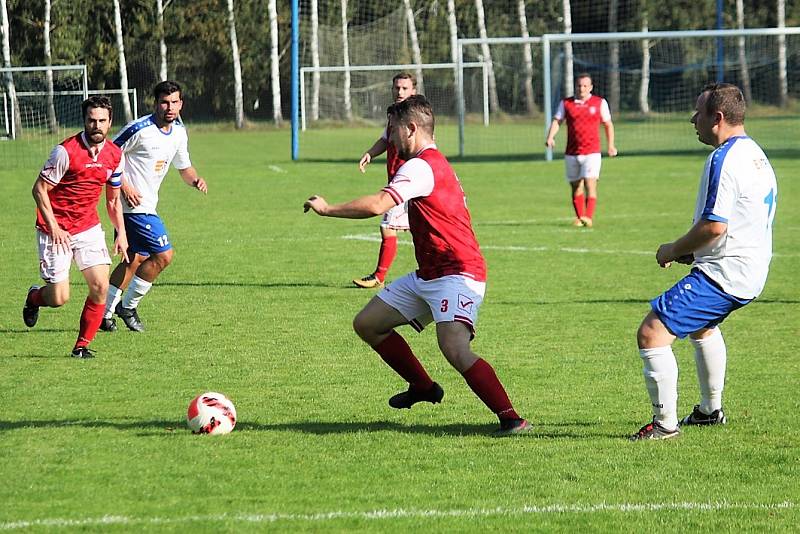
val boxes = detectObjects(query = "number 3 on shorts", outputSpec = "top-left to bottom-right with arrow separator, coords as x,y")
440,299 -> 448,312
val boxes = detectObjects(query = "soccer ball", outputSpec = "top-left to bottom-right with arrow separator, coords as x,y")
186,392 -> 237,435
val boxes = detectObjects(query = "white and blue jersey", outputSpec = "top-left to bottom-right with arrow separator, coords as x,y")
113,114 -> 192,215
692,135 -> 777,300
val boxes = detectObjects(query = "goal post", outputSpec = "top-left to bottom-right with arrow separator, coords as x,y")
456,26 -> 800,160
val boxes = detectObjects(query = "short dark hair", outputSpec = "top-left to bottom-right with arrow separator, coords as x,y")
387,94 -> 434,135
392,72 -> 417,87
153,80 -> 182,100
576,73 -> 593,84
81,95 -> 113,119
701,83 -> 745,125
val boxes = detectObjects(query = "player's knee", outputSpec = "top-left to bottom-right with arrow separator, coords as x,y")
156,250 -> 174,269
87,279 -> 108,302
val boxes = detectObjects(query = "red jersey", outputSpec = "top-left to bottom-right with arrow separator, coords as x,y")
383,146 -> 486,282
556,95 -> 611,155
383,124 -> 406,180
36,133 -> 124,235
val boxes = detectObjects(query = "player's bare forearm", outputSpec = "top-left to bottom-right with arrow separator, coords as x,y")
366,138 -> 389,159
106,188 -> 130,262
657,219 -> 727,267
179,167 -> 208,193
304,191 -> 395,219
604,121 -> 617,156
545,120 -> 560,147
32,178 -> 61,235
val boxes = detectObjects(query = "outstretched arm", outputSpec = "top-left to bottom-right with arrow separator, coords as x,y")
604,120 -> 618,157
359,137 -> 390,173
178,166 -> 208,193
656,219 -> 727,268
304,191 -> 396,219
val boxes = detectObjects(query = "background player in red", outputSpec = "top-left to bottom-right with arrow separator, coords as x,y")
545,73 -> 617,227
22,96 -> 129,358
305,95 -> 530,436
353,72 -> 416,289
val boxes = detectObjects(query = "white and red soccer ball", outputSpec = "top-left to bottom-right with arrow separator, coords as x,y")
187,392 -> 237,435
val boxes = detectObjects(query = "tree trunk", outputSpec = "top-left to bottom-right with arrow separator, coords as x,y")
562,0 -> 573,96
113,0 -> 133,123
475,0 -> 500,113
777,0 -> 788,107
340,0 -> 352,121
1,0 -> 21,137
735,0 -> 752,103
44,0 -> 58,133
518,0 -> 535,114
268,0 -> 282,125
156,0 -> 168,81
639,5 -> 650,114
226,0 -> 245,128
608,0 -> 620,113
311,0 -> 320,121
447,0 -> 458,96
403,0 -> 424,93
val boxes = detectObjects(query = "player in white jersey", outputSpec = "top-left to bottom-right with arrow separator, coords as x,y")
630,83 -> 777,441
101,81 -> 208,332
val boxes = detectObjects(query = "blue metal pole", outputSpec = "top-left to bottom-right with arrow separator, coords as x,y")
291,0 -> 299,160
716,0 -> 724,82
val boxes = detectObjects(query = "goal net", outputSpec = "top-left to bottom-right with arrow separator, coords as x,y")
458,28 -> 800,159
0,65 -> 88,168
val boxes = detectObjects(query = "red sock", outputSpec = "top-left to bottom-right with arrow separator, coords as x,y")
373,331 -> 434,392
75,298 -> 104,348
462,358 -> 519,420
585,196 -> 597,219
28,287 -> 46,307
374,236 -> 397,283
572,194 -> 585,219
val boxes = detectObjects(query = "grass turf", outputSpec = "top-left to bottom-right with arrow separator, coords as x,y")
0,122 -> 797,531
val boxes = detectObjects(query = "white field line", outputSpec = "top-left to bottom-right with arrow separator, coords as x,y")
1,501 -> 795,530
341,234 -> 797,258
268,164 -> 287,173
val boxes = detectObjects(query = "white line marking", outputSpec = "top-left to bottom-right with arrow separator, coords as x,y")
341,234 -> 797,258
1,502 -> 794,529
268,165 -> 287,173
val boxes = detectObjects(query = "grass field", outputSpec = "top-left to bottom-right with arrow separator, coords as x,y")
1,122 -> 798,532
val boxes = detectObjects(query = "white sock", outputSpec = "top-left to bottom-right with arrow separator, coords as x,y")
121,275 -> 152,309
104,285 -> 123,318
639,346 -> 679,430
689,328 -> 727,414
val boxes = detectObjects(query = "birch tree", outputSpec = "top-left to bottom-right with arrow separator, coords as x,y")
340,0 -> 352,121
226,0 -> 244,128
475,0 -> 500,113
608,0 -> 620,113
777,0 -> 787,107
562,0 -> 573,96
112,0 -> 133,123
311,0 -> 320,121
156,0 -> 169,81
639,3 -> 650,114
44,0 -> 57,133
735,0 -> 751,103
268,0 -> 282,125
403,0 -> 424,93
1,0 -> 21,137
447,0 -> 458,94
517,0 -> 535,114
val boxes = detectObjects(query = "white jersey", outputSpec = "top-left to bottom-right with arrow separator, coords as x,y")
693,135 -> 777,299
113,114 -> 192,214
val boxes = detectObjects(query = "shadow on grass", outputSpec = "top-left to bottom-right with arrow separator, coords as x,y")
494,297 -> 799,306
0,418 -> 622,439
0,328 -> 74,334
157,281 -> 331,289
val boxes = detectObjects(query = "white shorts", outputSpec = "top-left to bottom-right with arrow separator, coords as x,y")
378,272 -> 486,334
565,153 -> 602,182
380,201 -> 409,230
37,224 -> 111,283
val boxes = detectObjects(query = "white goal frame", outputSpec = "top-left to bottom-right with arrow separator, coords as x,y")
457,26 -> 800,160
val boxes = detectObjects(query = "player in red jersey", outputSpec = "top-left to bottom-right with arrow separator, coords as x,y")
22,96 -> 129,358
353,73 -> 416,289
545,73 -> 617,227
305,95 -> 530,436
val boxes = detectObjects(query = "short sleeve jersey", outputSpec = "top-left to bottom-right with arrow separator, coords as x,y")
113,114 -> 192,214
36,132 -> 124,235
382,145 -> 486,281
381,124 -> 406,180
693,135 -> 777,299
554,95 -> 611,155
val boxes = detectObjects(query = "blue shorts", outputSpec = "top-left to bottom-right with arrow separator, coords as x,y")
122,213 -> 172,256
650,269 -> 751,339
